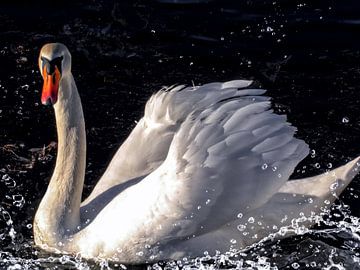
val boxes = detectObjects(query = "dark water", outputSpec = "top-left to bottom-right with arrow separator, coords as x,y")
0,0 -> 360,269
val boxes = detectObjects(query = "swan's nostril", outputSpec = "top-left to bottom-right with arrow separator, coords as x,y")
42,97 -> 53,106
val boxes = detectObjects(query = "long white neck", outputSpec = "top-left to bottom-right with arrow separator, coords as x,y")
34,73 -> 86,246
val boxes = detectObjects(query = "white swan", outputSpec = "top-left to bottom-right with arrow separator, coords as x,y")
34,43 -> 360,264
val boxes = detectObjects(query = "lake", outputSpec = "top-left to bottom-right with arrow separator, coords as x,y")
0,0 -> 360,269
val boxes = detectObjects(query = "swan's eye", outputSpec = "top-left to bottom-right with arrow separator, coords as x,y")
51,56 -> 63,74
41,56 -> 63,75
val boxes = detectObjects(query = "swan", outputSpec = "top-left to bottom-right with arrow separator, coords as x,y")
34,43 -> 360,264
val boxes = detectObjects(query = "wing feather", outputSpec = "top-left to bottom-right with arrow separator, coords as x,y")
144,82 -> 309,241
84,80 -> 256,203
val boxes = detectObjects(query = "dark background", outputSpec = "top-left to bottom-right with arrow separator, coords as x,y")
0,0 -> 360,269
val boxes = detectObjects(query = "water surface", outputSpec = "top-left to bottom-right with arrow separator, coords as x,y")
0,1 -> 360,269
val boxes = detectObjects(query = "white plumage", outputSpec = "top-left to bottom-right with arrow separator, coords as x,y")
34,43 -> 360,264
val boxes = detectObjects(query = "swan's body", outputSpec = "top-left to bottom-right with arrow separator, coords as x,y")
34,43 -> 360,264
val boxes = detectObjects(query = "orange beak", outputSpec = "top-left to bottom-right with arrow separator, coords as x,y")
41,65 -> 61,105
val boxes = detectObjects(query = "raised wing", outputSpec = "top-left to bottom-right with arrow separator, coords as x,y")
141,83 -> 309,242
85,80 -> 255,202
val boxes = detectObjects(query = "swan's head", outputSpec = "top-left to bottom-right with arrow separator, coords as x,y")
39,43 -> 72,106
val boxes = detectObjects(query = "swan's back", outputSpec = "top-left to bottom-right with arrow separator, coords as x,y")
76,80 -> 317,262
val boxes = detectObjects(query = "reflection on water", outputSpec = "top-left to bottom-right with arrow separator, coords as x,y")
0,0 -> 360,269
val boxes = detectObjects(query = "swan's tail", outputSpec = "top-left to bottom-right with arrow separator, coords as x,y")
164,157 -> 360,258
236,156 -> 360,247
280,156 -> 360,202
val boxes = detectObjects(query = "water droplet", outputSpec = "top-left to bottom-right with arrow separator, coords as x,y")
26,223 -> 32,229
327,163 -> 333,169
237,213 -> 243,219
248,217 -> 255,223
59,255 -> 70,264
7,264 -> 22,270
136,251 -> 144,256
1,174 -> 16,188
330,182 -> 339,191
237,224 -> 246,231
311,149 -> 316,158
12,194 -> 25,208
3,214 -> 12,226
262,163 -> 268,170
9,227 -> 16,240
197,205 -> 201,210
324,200 -> 331,205
291,262 -> 300,269
21,84 -> 29,90
314,163 -> 320,169
342,117 -> 349,123
205,199 -> 211,205
230,239 -> 237,244
272,166 -> 277,171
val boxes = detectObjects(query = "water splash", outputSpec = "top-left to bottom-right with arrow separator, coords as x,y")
1,199 -> 359,269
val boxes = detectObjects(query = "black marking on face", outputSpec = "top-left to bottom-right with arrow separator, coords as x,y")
41,56 -> 63,75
